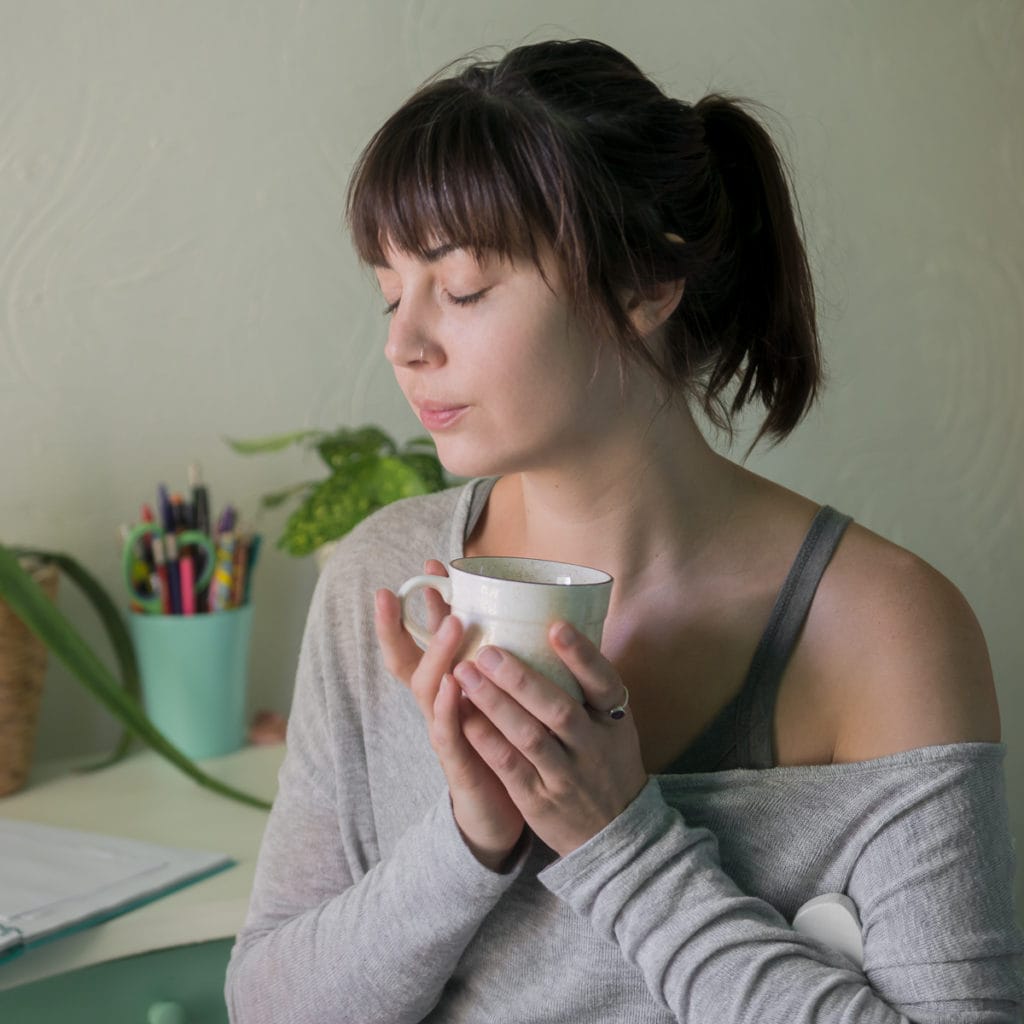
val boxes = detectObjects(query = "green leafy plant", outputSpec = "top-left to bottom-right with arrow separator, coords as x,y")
0,544 -> 270,809
226,424 -> 449,556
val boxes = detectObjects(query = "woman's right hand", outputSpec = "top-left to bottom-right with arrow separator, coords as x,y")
375,561 -> 526,872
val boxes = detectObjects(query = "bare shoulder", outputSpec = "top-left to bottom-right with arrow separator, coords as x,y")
800,520 -> 1001,762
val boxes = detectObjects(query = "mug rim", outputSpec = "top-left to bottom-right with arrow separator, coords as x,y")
450,555 -> 612,587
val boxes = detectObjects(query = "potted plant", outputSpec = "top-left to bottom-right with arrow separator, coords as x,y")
0,544 -> 270,808
226,424 -> 449,567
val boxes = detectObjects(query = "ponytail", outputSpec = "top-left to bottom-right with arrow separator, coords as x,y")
683,95 -> 822,445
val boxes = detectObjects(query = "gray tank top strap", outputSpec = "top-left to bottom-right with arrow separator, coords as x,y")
735,505 -> 853,769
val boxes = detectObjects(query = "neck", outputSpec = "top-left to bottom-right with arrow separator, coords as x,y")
474,402 -> 747,597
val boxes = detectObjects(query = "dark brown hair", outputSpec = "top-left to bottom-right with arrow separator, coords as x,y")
346,38 -> 821,444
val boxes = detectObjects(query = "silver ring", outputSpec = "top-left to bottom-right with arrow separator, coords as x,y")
599,685 -> 629,721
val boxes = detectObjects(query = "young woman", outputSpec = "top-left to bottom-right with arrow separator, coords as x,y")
226,39 -> 1022,1022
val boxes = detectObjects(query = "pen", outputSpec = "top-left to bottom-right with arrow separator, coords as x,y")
157,484 -> 175,534
216,505 -> 237,536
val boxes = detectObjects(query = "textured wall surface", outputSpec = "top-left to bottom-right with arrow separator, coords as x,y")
2,1 -> 1021,915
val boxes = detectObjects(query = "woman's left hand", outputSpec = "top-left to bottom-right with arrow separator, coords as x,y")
452,623 -> 649,858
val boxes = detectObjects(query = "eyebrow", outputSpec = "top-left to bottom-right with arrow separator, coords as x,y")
372,243 -> 458,270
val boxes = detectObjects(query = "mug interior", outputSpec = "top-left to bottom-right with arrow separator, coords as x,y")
451,556 -> 611,587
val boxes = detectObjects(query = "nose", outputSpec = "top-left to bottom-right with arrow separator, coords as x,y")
384,302 -> 435,370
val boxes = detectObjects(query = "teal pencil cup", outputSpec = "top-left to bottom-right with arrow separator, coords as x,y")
128,605 -> 253,760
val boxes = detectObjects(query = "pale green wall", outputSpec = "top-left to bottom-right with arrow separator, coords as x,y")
2,1 -> 1021,914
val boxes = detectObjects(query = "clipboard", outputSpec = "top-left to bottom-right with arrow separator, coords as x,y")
0,819 -> 233,964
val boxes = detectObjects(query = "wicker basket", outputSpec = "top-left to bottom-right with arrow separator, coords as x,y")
0,558 -> 59,796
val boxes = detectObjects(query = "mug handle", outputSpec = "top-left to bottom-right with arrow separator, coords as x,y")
396,574 -> 453,646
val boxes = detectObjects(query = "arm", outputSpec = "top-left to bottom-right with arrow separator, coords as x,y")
538,757 -> 1024,1022
225,567 -> 526,1024
454,573 -> 1023,1022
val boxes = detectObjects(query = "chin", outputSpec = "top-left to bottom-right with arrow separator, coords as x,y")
433,438 -> 523,481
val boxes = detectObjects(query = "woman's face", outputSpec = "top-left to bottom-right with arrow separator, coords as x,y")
374,241 -> 631,480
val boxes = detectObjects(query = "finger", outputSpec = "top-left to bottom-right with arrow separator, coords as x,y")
374,588 -> 425,684
549,622 -> 629,718
423,559 -> 450,632
456,673 -> 537,789
434,675 -> 514,798
375,590 -> 463,718
430,673 -> 475,770
469,646 -> 583,738
454,656 -> 571,777
409,614 -> 464,720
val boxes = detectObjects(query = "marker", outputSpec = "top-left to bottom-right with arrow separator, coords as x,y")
243,534 -> 262,606
189,463 -> 211,612
179,552 -> 196,615
170,493 -> 187,532
189,463 -> 210,537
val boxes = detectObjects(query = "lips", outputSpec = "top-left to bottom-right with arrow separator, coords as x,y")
414,401 -> 469,430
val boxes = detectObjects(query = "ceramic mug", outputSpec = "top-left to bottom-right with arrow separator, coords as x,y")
397,556 -> 613,702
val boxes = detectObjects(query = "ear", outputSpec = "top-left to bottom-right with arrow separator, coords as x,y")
623,277 -> 686,337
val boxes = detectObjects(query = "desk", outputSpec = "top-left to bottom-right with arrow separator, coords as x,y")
0,744 -> 283,1020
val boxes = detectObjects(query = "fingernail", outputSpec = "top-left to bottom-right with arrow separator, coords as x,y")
555,623 -> 576,646
454,662 -> 483,690
476,646 -> 502,671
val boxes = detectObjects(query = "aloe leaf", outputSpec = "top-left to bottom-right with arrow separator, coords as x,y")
224,429 -> 324,455
83,733 -> 135,773
0,543 -> 271,809
12,548 -> 140,770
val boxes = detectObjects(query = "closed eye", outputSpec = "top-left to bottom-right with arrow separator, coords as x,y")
448,288 -> 488,306
381,289 -> 489,316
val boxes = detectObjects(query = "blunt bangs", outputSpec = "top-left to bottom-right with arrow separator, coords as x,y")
346,81 -> 580,281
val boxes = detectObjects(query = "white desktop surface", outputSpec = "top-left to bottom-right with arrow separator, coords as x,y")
0,743 -> 283,991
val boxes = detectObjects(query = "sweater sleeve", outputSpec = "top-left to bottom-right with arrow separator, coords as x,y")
537,761 -> 1024,1024
225,554 -> 527,1024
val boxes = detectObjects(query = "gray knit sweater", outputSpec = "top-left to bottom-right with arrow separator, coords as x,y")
226,480 -> 1024,1023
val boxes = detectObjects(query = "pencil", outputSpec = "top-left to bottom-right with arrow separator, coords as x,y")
210,531 -> 236,612
150,536 -> 172,615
